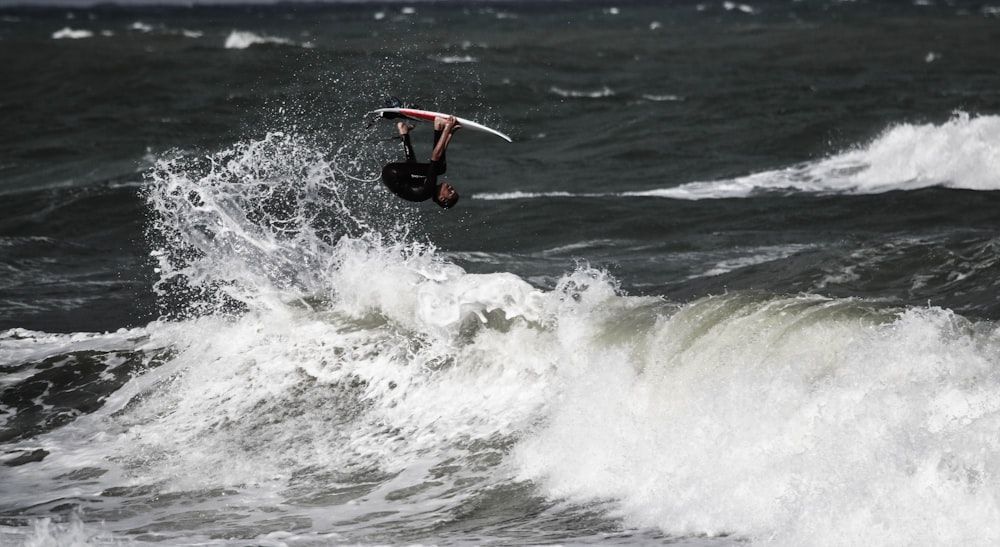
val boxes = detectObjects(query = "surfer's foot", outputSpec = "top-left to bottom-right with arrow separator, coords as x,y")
397,122 -> 414,135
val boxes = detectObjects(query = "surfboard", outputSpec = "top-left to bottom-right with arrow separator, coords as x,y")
370,107 -> 512,143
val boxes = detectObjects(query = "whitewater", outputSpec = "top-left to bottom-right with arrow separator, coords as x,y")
5,118 -> 1000,545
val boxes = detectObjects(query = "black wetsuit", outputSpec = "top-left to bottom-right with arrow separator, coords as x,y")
381,129 -> 446,202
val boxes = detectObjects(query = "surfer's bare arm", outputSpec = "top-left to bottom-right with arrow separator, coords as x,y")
430,116 -> 461,162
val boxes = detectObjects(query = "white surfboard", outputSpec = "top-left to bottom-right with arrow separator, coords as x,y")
370,107 -> 512,143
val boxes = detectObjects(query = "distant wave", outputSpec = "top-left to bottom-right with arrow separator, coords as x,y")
51,27 -> 93,39
640,93 -> 684,102
430,55 -> 477,64
723,1 -> 757,14
630,112 -> 1000,200
51,23 -> 204,40
550,87 -> 682,102
224,30 -> 308,49
549,86 -> 615,99
480,113 -> 1000,202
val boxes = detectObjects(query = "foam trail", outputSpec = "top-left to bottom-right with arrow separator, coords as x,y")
474,190 -> 574,200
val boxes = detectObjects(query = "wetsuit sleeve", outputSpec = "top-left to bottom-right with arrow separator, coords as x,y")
428,128 -> 447,177
432,129 -> 446,165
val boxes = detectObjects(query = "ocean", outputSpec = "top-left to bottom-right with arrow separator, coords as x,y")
2,0 -> 1000,545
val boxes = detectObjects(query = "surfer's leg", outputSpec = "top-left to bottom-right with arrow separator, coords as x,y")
398,122 -> 417,162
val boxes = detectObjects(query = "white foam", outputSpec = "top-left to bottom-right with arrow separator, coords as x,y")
723,1 -> 757,14
325,236 -> 544,340
549,85 -> 615,99
474,190 -> 574,200
513,297 -> 1000,545
693,243 -> 815,278
224,29 -> 297,49
0,513 -> 104,547
1,327 -> 146,368
431,54 -> 477,64
51,27 -> 93,39
636,112 -> 1000,200
641,93 -> 683,102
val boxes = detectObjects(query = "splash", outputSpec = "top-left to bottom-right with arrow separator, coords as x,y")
2,512 -> 98,547
143,131 -> 412,319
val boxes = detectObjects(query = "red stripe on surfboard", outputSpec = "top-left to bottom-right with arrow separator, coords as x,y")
398,109 -> 444,121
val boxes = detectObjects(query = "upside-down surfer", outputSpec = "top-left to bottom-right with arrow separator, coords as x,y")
381,115 -> 461,209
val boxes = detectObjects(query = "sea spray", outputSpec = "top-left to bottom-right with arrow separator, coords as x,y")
143,131 -> 414,319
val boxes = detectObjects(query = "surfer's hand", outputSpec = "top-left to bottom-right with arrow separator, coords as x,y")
397,122 -> 414,135
444,116 -> 461,133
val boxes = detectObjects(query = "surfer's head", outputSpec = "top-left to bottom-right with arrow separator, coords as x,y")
433,182 -> 459,209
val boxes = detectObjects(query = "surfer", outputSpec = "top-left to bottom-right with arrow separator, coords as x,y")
381,115 -> 461,209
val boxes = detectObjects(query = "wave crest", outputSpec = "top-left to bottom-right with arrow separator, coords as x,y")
636,112 -> 1000,199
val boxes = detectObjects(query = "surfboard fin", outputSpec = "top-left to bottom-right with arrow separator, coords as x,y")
383,95 -> 422,110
